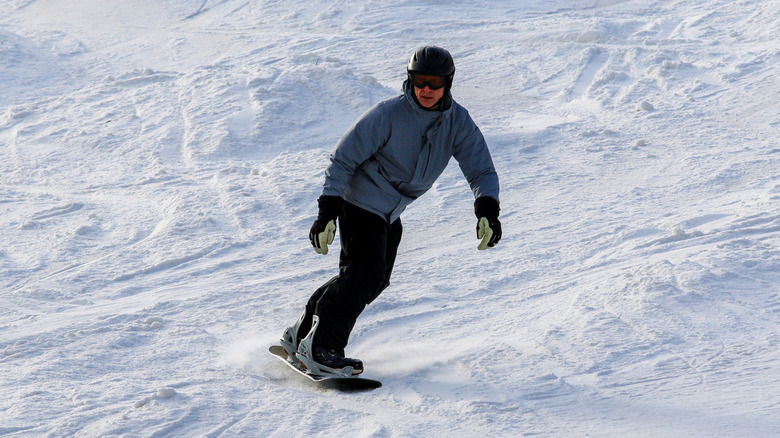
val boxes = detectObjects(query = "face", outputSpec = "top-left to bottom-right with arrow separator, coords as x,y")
411,73 -> 446,109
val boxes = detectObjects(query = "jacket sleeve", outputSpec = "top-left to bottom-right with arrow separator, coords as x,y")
322,103 -> 391,198
452,109 -> 500,201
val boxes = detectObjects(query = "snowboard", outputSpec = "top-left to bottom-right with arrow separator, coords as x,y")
268,345 -> 382,392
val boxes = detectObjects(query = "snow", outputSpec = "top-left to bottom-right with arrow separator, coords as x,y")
1,0 -> 778,436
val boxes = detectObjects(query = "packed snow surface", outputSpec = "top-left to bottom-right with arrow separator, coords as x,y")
2,0 -> 779,436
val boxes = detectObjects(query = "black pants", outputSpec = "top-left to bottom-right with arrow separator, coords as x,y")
300,202 -> 402,354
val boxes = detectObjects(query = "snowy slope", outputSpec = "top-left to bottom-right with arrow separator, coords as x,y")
1,0 -> 779,436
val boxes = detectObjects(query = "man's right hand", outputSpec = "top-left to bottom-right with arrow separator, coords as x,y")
309,195 -> 343,255
310,219 -> 337,254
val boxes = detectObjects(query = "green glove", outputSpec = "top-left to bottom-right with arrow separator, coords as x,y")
311,220 -> 337,254
309,195 -> 343,255
475,196 -> 502,250
477,217 -> 494,250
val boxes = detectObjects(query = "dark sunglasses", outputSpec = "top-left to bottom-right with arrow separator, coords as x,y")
410,74 -> 446,90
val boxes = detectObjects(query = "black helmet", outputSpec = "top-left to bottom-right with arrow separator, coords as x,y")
406,46 -> 455,110
407,46 -> 455,85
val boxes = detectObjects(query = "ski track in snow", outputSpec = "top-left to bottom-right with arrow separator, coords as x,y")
1,0 -> 779,436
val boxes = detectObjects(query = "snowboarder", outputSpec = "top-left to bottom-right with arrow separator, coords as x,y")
279,46 -> 501,377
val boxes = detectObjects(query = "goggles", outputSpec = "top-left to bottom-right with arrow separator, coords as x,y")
410,73 -> 446,90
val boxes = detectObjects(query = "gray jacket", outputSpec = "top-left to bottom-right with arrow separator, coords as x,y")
322,81 -> 499,223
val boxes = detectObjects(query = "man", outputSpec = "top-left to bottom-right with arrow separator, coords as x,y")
279,46 -> 501,377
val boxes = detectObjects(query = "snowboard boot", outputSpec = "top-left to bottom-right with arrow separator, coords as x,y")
297,315 -> 364,377
279,309 -> 308,364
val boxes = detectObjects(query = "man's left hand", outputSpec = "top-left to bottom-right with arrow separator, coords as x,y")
477,216 -> 502,250
475,196 -> 502,250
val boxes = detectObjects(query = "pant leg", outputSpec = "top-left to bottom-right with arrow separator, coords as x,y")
298,275 -> 336,345
305,202 -> 402,353
366,215 -> 402,305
